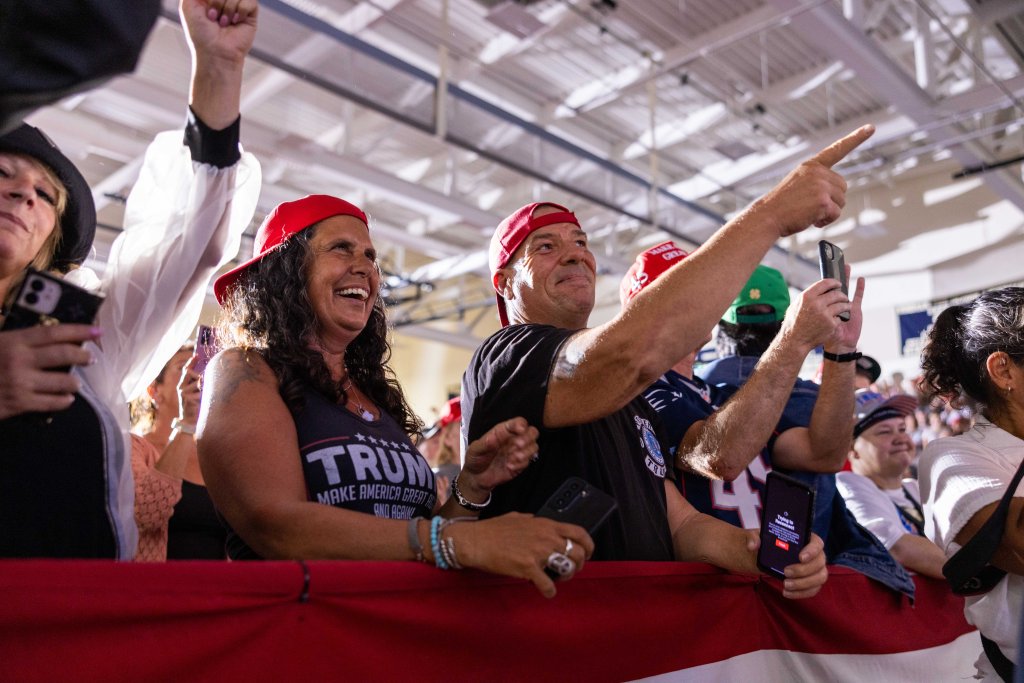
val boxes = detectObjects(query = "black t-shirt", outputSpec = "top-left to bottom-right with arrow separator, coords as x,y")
462,324 -> 674,561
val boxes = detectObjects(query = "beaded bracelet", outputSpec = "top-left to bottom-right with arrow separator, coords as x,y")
406,516 -> 425,563
436,517 -> 458,570
438,530 -> 456,569
442,535 -> 462,570
429,517 -> 475,570
430,516 -> 449,570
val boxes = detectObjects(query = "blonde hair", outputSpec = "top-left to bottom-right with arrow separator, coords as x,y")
129,344 -> 195,432
435,421 -> 461,467
19,155 -> 69,272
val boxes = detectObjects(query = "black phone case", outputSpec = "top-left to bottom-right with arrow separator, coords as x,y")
818,239 -> 849,321
756,471 -> 815,579
537,476 -> 618,537
1,269 -> 104,332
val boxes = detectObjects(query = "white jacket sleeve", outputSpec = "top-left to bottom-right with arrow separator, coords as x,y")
80,130 -> 261,410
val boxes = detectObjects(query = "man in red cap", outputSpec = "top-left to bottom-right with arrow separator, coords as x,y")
460,126 -> 875,589
627,241 -> 849,498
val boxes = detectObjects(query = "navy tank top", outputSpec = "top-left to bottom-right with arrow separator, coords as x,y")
227,386 -> 437,560
296,387 -> 437,519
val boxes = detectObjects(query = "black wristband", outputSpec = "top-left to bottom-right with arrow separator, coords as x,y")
823,350 -> 862,363
183,106 -> 241,168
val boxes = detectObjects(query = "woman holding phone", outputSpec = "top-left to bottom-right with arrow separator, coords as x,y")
0,0 -> 261,559
130,342 -> 228,560
199,194 -> 593,597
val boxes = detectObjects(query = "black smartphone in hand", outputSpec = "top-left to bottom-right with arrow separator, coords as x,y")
756,471 -> 815,580
818,239 -> 850,322
1,268 -> 104,334
537,476 -> 618,536
537,477 -> 617,580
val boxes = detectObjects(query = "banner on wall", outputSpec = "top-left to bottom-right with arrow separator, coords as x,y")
898,309 -> 933,358
897,281 -> 1024,359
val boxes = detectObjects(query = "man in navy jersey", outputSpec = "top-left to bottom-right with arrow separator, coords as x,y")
685,261 -> 913,596
625,245 -> 853,529
461,127 -> 878,595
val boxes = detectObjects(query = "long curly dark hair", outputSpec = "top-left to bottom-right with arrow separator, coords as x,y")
920,287 -> 1024,414
217,224 -> 422,437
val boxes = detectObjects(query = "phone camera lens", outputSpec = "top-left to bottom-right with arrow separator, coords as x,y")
25,292 -> 38,305
30,278 -> 44,292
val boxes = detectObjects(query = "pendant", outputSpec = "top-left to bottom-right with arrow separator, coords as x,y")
360,407 -> 375,422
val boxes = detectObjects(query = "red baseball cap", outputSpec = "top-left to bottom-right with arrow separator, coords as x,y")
422,396 -> 462,439
488,202 -> 580,327
214,194 -> 368,305
619,240 -> 689,305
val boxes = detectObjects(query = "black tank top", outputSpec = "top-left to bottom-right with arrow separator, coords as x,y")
227,386 -> 436,560
0,395 -> 116,557
167,480 -> 226,559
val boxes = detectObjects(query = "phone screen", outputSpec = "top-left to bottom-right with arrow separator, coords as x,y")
757,471 -> 815,579
192,325 -> 218,376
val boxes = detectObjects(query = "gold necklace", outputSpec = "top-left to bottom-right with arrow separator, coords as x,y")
341,373 -> 375,422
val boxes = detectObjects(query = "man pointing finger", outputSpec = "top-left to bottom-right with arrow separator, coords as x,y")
754,124 -> 875,234
460,126 -> 874,595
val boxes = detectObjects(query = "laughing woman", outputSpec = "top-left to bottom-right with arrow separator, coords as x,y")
199,195 -> 593,597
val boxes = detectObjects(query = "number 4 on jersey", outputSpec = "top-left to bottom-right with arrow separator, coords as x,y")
711,456 -> 770,529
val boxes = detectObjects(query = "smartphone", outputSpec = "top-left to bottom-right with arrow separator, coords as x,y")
537,477 -> 617,580
1,268 -> 104,333
193,324 -> 218,376
537,476 -> 618,537
818,239 -> 850,322
756,471 -> 815,580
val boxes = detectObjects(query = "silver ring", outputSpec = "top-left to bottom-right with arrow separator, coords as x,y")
545,552 -> 576,577
530,452 -> 540,463
564,538 -> 574,555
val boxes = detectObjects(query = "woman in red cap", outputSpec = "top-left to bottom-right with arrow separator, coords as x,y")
0,0 -> 261,559
199,195 -> 593,597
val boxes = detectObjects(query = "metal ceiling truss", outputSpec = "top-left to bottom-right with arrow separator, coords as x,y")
76,0 -> 1023,347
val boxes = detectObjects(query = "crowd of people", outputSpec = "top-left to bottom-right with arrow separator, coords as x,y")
1,0 -> 1023,680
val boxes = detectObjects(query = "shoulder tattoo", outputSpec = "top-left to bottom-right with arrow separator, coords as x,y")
216,348 -> 271,402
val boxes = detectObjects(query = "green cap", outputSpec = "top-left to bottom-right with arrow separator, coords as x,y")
722,265 -> 790,324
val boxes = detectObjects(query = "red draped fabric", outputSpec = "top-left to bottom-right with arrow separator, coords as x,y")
0,561 -> 976,681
